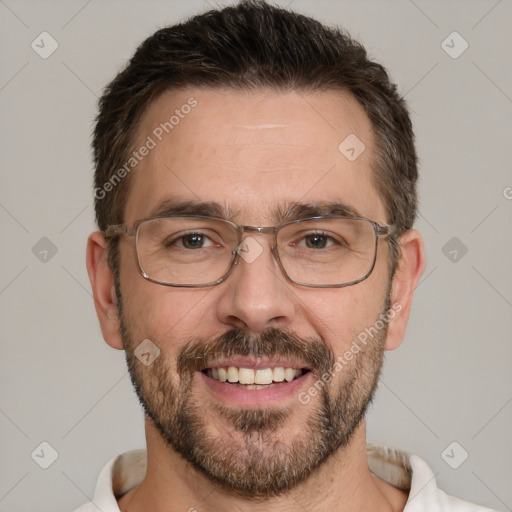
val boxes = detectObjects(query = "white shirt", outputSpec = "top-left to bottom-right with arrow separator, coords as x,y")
73,444 -> 498,511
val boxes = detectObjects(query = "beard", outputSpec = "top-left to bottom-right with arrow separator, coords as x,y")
119,300 -> 388,498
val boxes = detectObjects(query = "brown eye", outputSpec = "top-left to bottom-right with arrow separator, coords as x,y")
304,234 -> 329,248
181,233 -> 206,249
164,232 -> 215,249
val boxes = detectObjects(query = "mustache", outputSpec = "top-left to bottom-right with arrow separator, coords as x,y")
177,327 -> 335,376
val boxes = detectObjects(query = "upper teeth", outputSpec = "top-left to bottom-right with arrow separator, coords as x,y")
206,366 -> 303,384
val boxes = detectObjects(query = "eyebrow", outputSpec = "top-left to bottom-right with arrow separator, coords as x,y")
147,197 -> 363,224
275,201 -> 362,222
148,198 -> 240,219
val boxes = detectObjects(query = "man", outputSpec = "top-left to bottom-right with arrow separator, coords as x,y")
79,1 -> 497,510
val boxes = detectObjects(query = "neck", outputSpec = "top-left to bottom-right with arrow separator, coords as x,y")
118,419 -> 408,512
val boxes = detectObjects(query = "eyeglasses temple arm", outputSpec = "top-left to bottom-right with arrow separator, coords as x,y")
105,224 -> 128,238
376,224 -> 398,237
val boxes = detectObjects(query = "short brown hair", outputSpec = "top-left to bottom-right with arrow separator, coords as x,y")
93,0 -> 418,278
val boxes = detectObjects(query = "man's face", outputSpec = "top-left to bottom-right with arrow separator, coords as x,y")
118,88 -> 393,496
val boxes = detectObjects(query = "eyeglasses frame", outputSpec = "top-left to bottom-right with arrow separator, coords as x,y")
105,214 -> 398,289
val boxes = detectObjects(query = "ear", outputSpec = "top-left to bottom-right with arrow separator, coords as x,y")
385,229 -> 425,351
86,231 -> 124,350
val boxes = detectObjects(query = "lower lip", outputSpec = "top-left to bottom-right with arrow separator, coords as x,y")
198,371 -> 312,407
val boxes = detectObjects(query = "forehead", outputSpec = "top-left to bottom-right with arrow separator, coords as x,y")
124,87 -> 386,224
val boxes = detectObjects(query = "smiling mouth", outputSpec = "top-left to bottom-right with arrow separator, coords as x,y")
201,366 -> 310,389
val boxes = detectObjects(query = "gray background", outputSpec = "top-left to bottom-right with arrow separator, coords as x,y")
0,0 -> 511,511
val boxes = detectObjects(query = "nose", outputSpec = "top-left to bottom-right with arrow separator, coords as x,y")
215,235 -> 296,334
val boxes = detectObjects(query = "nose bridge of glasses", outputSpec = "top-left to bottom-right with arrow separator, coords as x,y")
240,225 -> 276,235
233,225 -> 277,259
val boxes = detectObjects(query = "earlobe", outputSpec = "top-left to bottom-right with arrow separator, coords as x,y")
86,232 -> 124,350
385,229 -> 426,351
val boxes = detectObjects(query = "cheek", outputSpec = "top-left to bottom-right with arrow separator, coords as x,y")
120,275 -> 215,346
306,272 -> 389,355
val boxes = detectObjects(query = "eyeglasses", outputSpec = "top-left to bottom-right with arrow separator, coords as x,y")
105,215 -> 397,288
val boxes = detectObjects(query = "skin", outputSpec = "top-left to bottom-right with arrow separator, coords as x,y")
87,87 -> 425,511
